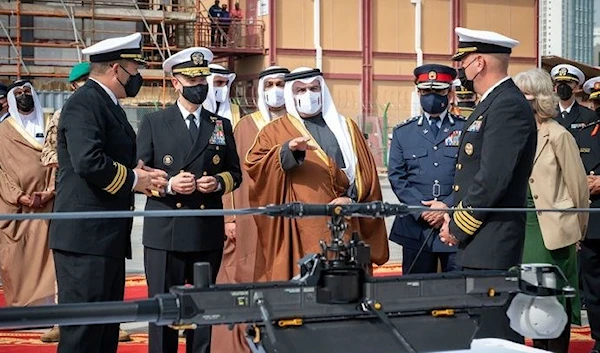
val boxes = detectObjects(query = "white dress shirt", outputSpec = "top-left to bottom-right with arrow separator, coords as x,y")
559,100 -> 576,115
177,99 -> 202,129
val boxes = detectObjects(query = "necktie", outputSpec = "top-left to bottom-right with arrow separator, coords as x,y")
187,114 -> 198,142
561,111 -> 567,119
429,117 -> 440,137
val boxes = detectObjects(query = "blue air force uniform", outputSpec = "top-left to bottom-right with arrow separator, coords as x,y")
388,64 -> 466,274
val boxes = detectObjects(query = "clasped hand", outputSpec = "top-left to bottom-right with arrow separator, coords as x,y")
168,171 -> 219,194
196,175 -> 218,193
18,191 -> 54,208
134,160 -> 168,196
420,200 -> 447,229
171,171 -> 196,195
588,175 -> 600,196
439,213 -> 459,246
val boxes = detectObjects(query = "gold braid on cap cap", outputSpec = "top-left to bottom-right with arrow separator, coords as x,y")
589,82 -> 600,100
172,67 -> 211,77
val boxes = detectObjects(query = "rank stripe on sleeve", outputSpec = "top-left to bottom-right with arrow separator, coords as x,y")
104,162 -> 127,194
217,172 -> 234,194
453,201 -> 483,235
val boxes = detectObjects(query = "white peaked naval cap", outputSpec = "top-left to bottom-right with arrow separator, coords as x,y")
452,27 -> 519,61
163,47 -> 214,77
82,32 -> 145,63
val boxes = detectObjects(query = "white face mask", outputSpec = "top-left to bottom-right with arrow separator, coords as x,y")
214,85 -> 229,103
264,87 -> 285,108
295,91 -> 322,116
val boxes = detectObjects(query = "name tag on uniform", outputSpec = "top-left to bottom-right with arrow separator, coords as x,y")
467,120 -> 482,132
580,147 -> 591,153
445,130 -> 462,146
571,123 -> 586,129
209,120 -> 226,145
36,133 -> 44,138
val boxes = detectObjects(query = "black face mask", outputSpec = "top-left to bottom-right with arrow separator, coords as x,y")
181,83 -> 209,105
457,58 -> 479,94
556,83 -> 573,101
457,68 -> 475,94
16,94 -> 35,113
118,65 -> 144,98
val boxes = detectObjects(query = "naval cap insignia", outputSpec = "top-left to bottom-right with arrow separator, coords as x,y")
558,67 -> 568,76
191,52 -> 204,65
594,82 -> 600,91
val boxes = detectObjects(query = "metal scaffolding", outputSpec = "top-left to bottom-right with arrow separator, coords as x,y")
0,0 -> 265,82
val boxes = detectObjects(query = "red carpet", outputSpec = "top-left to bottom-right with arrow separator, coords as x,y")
0,275 -> 149,306
0,265 -> 595,352
0,266 -> 402,306
0,332 -> 186,352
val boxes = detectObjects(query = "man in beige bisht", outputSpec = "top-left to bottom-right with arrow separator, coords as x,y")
0,79 -> 55,307
245,67 -> 389,281
211,66 -> 290,353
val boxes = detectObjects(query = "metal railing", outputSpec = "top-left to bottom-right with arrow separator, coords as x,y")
1,0 -> 199,15
192,18 -> 264,50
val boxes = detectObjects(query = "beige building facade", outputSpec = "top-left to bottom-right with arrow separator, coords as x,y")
0,0 -> 538,127
230,0 -> 538,126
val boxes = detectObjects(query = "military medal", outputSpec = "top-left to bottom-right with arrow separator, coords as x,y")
212,154 -> 221,165
467,120 -> 482,132
465,143 -> 474,156
209,120 -> 226,145
445,130 -> 461,147
163,154 -> 173,166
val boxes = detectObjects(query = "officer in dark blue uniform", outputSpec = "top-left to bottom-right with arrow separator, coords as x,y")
388,64 -> 466,274
551,64 -> 596,136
